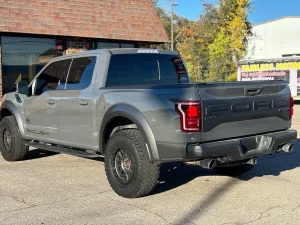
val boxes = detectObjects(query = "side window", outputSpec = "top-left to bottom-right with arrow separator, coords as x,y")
65,57 -> 96,90
160,56 -> 189,83
106,59 -> 159,86
35,59 -> 71,95
106,54 -> 189,86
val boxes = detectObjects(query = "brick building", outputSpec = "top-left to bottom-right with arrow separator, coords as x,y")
0,0 -> 168,99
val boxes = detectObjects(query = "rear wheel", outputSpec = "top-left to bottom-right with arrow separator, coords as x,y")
0,116 -> 28,161
214,163 -> 254,176
105,129 -> 160,198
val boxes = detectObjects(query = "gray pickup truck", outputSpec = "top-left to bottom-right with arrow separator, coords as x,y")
0,49 -> 297,198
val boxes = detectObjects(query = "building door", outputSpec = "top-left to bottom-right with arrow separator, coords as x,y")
55,56 -> 97,149
24,59 -> 71,142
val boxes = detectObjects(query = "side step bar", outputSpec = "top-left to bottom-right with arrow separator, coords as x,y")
26,142 -> 100,158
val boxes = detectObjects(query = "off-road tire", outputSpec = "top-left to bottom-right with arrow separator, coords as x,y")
0,116 -> 28,161
214,163 -> 254,176
105,129 -> 160,198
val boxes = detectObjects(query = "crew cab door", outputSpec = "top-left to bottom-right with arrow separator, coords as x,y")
55,56 -> 97,149
24,59 -> 71,142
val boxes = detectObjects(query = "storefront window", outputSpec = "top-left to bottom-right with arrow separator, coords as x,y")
97,42 -> 120,49
97,42 -> 135,49
121,43 -> 135,48
1,36 -> 62,94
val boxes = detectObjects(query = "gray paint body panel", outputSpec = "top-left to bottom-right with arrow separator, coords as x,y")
0,99 -> 26,138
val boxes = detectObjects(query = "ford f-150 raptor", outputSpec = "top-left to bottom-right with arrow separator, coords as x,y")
0,49 -> 297,198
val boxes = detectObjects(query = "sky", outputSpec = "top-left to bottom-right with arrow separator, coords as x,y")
159,0 -> 300,24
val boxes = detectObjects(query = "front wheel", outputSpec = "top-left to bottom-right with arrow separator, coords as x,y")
0,116 -> 28,161
105,129 -> 160,198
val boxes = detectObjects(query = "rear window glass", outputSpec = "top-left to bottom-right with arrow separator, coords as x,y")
106,54 -> 189,86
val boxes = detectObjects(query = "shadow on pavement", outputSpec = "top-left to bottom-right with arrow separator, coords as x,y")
294,100 -> 300,105
153,139 -> 300,195
89,157 -> 104,162
24,149 -> 59,161
154,139 -> 300,224
24,148 -> 105,162
24,140 -> 300,196
175,178 -> 239,225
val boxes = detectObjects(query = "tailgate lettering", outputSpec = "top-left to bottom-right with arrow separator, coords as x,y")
205,98 -> 288,119
254,101 -> 272,110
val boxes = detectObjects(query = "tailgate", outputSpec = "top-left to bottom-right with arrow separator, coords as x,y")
199,81 -> 291,142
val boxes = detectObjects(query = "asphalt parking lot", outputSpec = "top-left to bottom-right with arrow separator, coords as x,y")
1,107 -> 300,225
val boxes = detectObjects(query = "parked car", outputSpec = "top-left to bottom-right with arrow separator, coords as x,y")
0,49 -> 297,198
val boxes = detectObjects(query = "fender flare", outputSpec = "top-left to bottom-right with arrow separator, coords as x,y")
0,100 -> 26,138
99,104 -> 160,162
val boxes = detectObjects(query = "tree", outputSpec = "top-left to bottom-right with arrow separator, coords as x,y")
152,5 -> 189,50
207,0 -> 252,81
177,23 -> 207,82
153,0 -> 252,82
177,2 -> 219,81
207,29 -> 232,81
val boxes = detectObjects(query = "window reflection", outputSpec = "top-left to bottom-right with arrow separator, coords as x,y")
1,36 -> 62,94
97,42 -> 135,49
121,43 -> 135,48
1,37 -> 136,94
97,42 -> 120,49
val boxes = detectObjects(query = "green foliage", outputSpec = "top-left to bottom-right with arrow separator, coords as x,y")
177,22 -> 209,82
226,73 -> 238,81
207,29 -> 233,81
208,0 -> 252,81
178,3 -> 219,82
152,6 -> 189,50
153,0 -> 252,82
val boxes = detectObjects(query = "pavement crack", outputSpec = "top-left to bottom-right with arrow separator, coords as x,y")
292,204 -> 300,212
243,204 -> 288,225
32,190 -> 112,208
0,193 -> 36,207
0,206 -> 34,214
108,197 -> 169,224
220,204 -> 289,225
0,190 -> 111,215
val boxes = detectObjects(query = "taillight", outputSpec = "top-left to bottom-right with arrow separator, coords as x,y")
290,96 -> 294,120
175,101 -> 201,132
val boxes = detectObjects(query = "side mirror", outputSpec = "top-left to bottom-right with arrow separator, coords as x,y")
16,80 -> 29,96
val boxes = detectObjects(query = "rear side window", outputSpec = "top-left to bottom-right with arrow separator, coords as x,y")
106,54 -> 189,86
65,57 -> 96,90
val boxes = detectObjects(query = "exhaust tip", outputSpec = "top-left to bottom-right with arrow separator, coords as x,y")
209,159 -> 217,169
198,158 -> 217,169
248,158 -> 257,165
281,143 -> 294,153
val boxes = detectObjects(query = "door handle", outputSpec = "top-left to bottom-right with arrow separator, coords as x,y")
245,86 -> 263,96
79,100 -> 89,106
47,99 -> 55,105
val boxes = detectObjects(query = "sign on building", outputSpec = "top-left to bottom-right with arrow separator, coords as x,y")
238,58 -> 300,97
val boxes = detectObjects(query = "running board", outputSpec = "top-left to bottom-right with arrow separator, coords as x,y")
27,142 -> 100,158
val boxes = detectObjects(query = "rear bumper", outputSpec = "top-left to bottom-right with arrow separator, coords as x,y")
157,130 -> 297,162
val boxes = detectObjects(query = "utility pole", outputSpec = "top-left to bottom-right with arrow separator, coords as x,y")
171,0 -> 178,51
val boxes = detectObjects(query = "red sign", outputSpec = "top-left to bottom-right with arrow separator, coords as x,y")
56,45 -> 63,50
